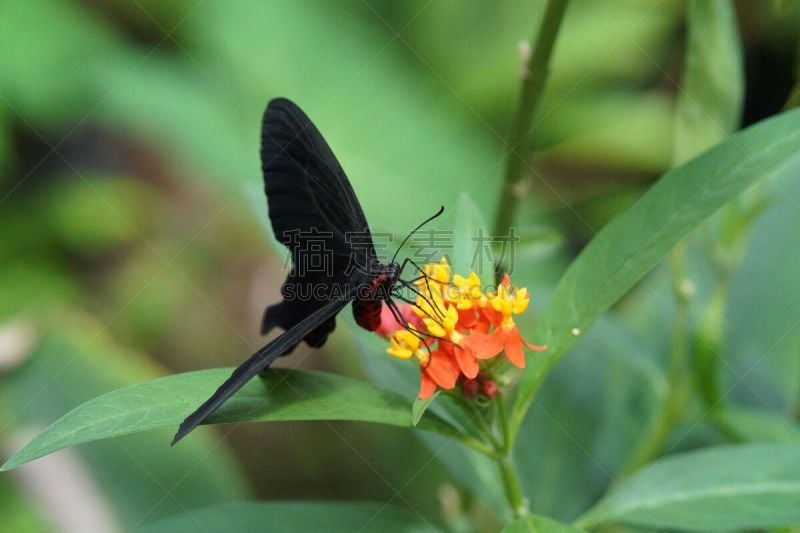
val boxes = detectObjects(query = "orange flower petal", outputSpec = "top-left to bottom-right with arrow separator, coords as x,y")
468,327 -> 507,360
425,350 -> 460,389
473,314 -> 492,334
522,338 -> 548,351
504,327 -> 526,368
480,306 -> 503,328
453,344 -> 479,379
457,309 -> 479,329
418,372 -> 437,399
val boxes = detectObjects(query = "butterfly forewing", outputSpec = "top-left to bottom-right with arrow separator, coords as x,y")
261,98 -> 372,248
260,98 -> 380,342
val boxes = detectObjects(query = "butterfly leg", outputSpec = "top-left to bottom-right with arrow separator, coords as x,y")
400,257 -> 449,318
385,297 -> 434,356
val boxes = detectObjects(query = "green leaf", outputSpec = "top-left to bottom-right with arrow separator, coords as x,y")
724,170 -> 800,410
510,108 -> 800,438
452,192 -> 495,286
502,514 -> 585,533
1,367 -> 457,471
412,392 -> 440,427
514,317 -> 667,521
674,0 -> 744,164
577,444 -> 800,531
715,407 -> 800,444
136,501 -> 437,532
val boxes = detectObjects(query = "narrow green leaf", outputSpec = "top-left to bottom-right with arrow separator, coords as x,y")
509,108 -> 800,437
412,391 -> 440,427
453,192 -> 495,286
674,0 -> 744,164
1,368 -> 458,471
578,444 -> 800,531
514,317 -> 667,520
715,407 -> 800,444
502,514 -> 585,533
136,501 -> 437,533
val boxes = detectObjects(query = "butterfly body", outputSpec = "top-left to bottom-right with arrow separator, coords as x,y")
353,261 -> 401,331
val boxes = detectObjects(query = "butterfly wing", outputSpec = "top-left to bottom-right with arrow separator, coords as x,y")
173,296 -> 351,444
260,98 -> 377,346
261,97 -> 371,248
174,100 -> 382,444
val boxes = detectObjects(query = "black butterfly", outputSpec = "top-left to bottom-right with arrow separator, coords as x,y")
173,98 -> 442,444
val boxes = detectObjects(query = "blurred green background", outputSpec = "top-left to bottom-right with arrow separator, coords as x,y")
1,0 -> 799,531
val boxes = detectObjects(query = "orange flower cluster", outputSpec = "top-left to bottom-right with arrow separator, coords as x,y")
380,258 -> 546,399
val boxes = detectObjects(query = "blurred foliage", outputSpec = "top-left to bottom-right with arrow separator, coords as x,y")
2,0 -> 800,531
1,311 -> 251,528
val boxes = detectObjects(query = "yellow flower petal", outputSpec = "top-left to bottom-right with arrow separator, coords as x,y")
386,329 -> 421,359
423,317 -> 447,338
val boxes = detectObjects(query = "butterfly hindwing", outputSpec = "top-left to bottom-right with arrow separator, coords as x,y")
173,296 -> 351,444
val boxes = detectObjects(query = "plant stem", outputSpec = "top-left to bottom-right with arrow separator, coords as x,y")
496,395 -> 529,518
468,400 -> 503,450
497,393 -> 512,452
457,434 -> 500,459
492,0 -> 570,277
621,243 -> 692,475
484,0 -> 570,516
693,281 -> 727,407
499,456 -> 528,519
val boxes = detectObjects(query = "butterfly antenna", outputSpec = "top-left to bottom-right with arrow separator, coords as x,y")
390,206 -> 445,265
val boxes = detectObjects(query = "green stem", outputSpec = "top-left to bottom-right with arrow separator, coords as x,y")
496,395 -> 529,518
620,243 -> 692,475
492,0 -> 570,277
499,456 -> 528,519
456,434 -> 500,459
468,400 -> 503,450
484,0 -> 570,516
694,281 -> 727,407
497,393 -> 512,452
697,199 -> 754,415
